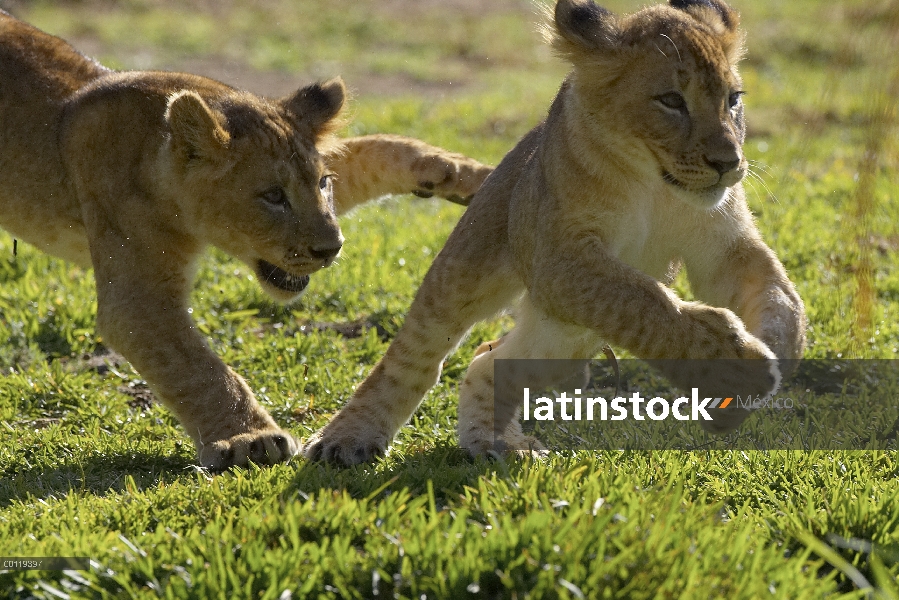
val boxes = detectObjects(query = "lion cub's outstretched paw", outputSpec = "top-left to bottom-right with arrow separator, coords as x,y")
302,420 -> 390,465
198,429 -> 299,471
410,152 -> 493,205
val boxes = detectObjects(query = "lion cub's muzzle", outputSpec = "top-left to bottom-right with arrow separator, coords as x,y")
704,154 -> 745,188
661,148 -> 746,207
308,241 -> 343,261
254,238 -> 344,298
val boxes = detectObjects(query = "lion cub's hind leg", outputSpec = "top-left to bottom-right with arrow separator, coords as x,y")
474,336 -> 506,357
303,269 -> 520,464
458,298 -> 602,457
303,215 -> 523,464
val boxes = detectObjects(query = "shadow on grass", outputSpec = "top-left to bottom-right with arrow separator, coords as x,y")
286,444 -> 517,503
1,444 -> 518,510
0,451 -> 196,508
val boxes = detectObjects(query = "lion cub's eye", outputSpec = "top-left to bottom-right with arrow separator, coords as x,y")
728,91 -> 745,109
655,92 -> 688,112
319,174 -> 335,209
260,187 -> 289,207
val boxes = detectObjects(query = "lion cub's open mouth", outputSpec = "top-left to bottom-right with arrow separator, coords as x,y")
255,260 -> 311,293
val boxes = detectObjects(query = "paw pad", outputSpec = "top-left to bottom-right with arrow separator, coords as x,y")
199,429 -> 299,471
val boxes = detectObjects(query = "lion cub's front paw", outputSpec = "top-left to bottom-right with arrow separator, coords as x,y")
198,428 -> 299,471
302,419 -> 390,465
686,305 -> 776,361
659,305 -> 783,435
656,354 -> 780,435
410,152 -> 493,205
462,434 -> 549,460
696,355 -> 781,434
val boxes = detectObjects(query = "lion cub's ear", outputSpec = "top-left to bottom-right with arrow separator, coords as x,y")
550,0 -> 620,59
281,77 -> 346,139
165,91 -> 230,162
669,0 -> 737,33
669,0 -> 743,61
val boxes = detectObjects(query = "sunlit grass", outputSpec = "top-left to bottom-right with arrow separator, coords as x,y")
1,0 -> 898,597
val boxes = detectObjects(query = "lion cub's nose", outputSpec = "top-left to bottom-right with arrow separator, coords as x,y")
309,243 -> 342,260
704,155 -> 741,176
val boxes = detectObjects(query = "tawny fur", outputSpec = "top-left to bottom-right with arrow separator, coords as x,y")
0,10 -> 492,470
304,0 -> 806,464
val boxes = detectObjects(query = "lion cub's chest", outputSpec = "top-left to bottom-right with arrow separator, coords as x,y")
589,201 -> 683,282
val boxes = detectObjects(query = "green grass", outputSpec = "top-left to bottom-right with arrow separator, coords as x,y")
1,0 -> 899,597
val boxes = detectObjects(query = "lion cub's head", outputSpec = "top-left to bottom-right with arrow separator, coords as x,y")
161,78 -> 347,302
549,0 -> 747,208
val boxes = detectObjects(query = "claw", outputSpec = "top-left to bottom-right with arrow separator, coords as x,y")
199,429 -> 299,471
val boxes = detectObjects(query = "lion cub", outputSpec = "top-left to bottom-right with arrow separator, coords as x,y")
0,10 -> 492,469
305,0 -> 807,463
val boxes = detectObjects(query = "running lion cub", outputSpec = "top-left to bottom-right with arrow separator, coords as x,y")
0,10 -> 491,470
305,0 -> 806,463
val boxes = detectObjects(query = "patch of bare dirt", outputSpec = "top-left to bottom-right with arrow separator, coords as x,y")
295,318 -> 392,341
378,0 -> 536,17
54,35 -> 312,98
165,57 -> 473,100
5,0 -> 537,98
119,382 -> 157,411
45,32 -> 481,100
